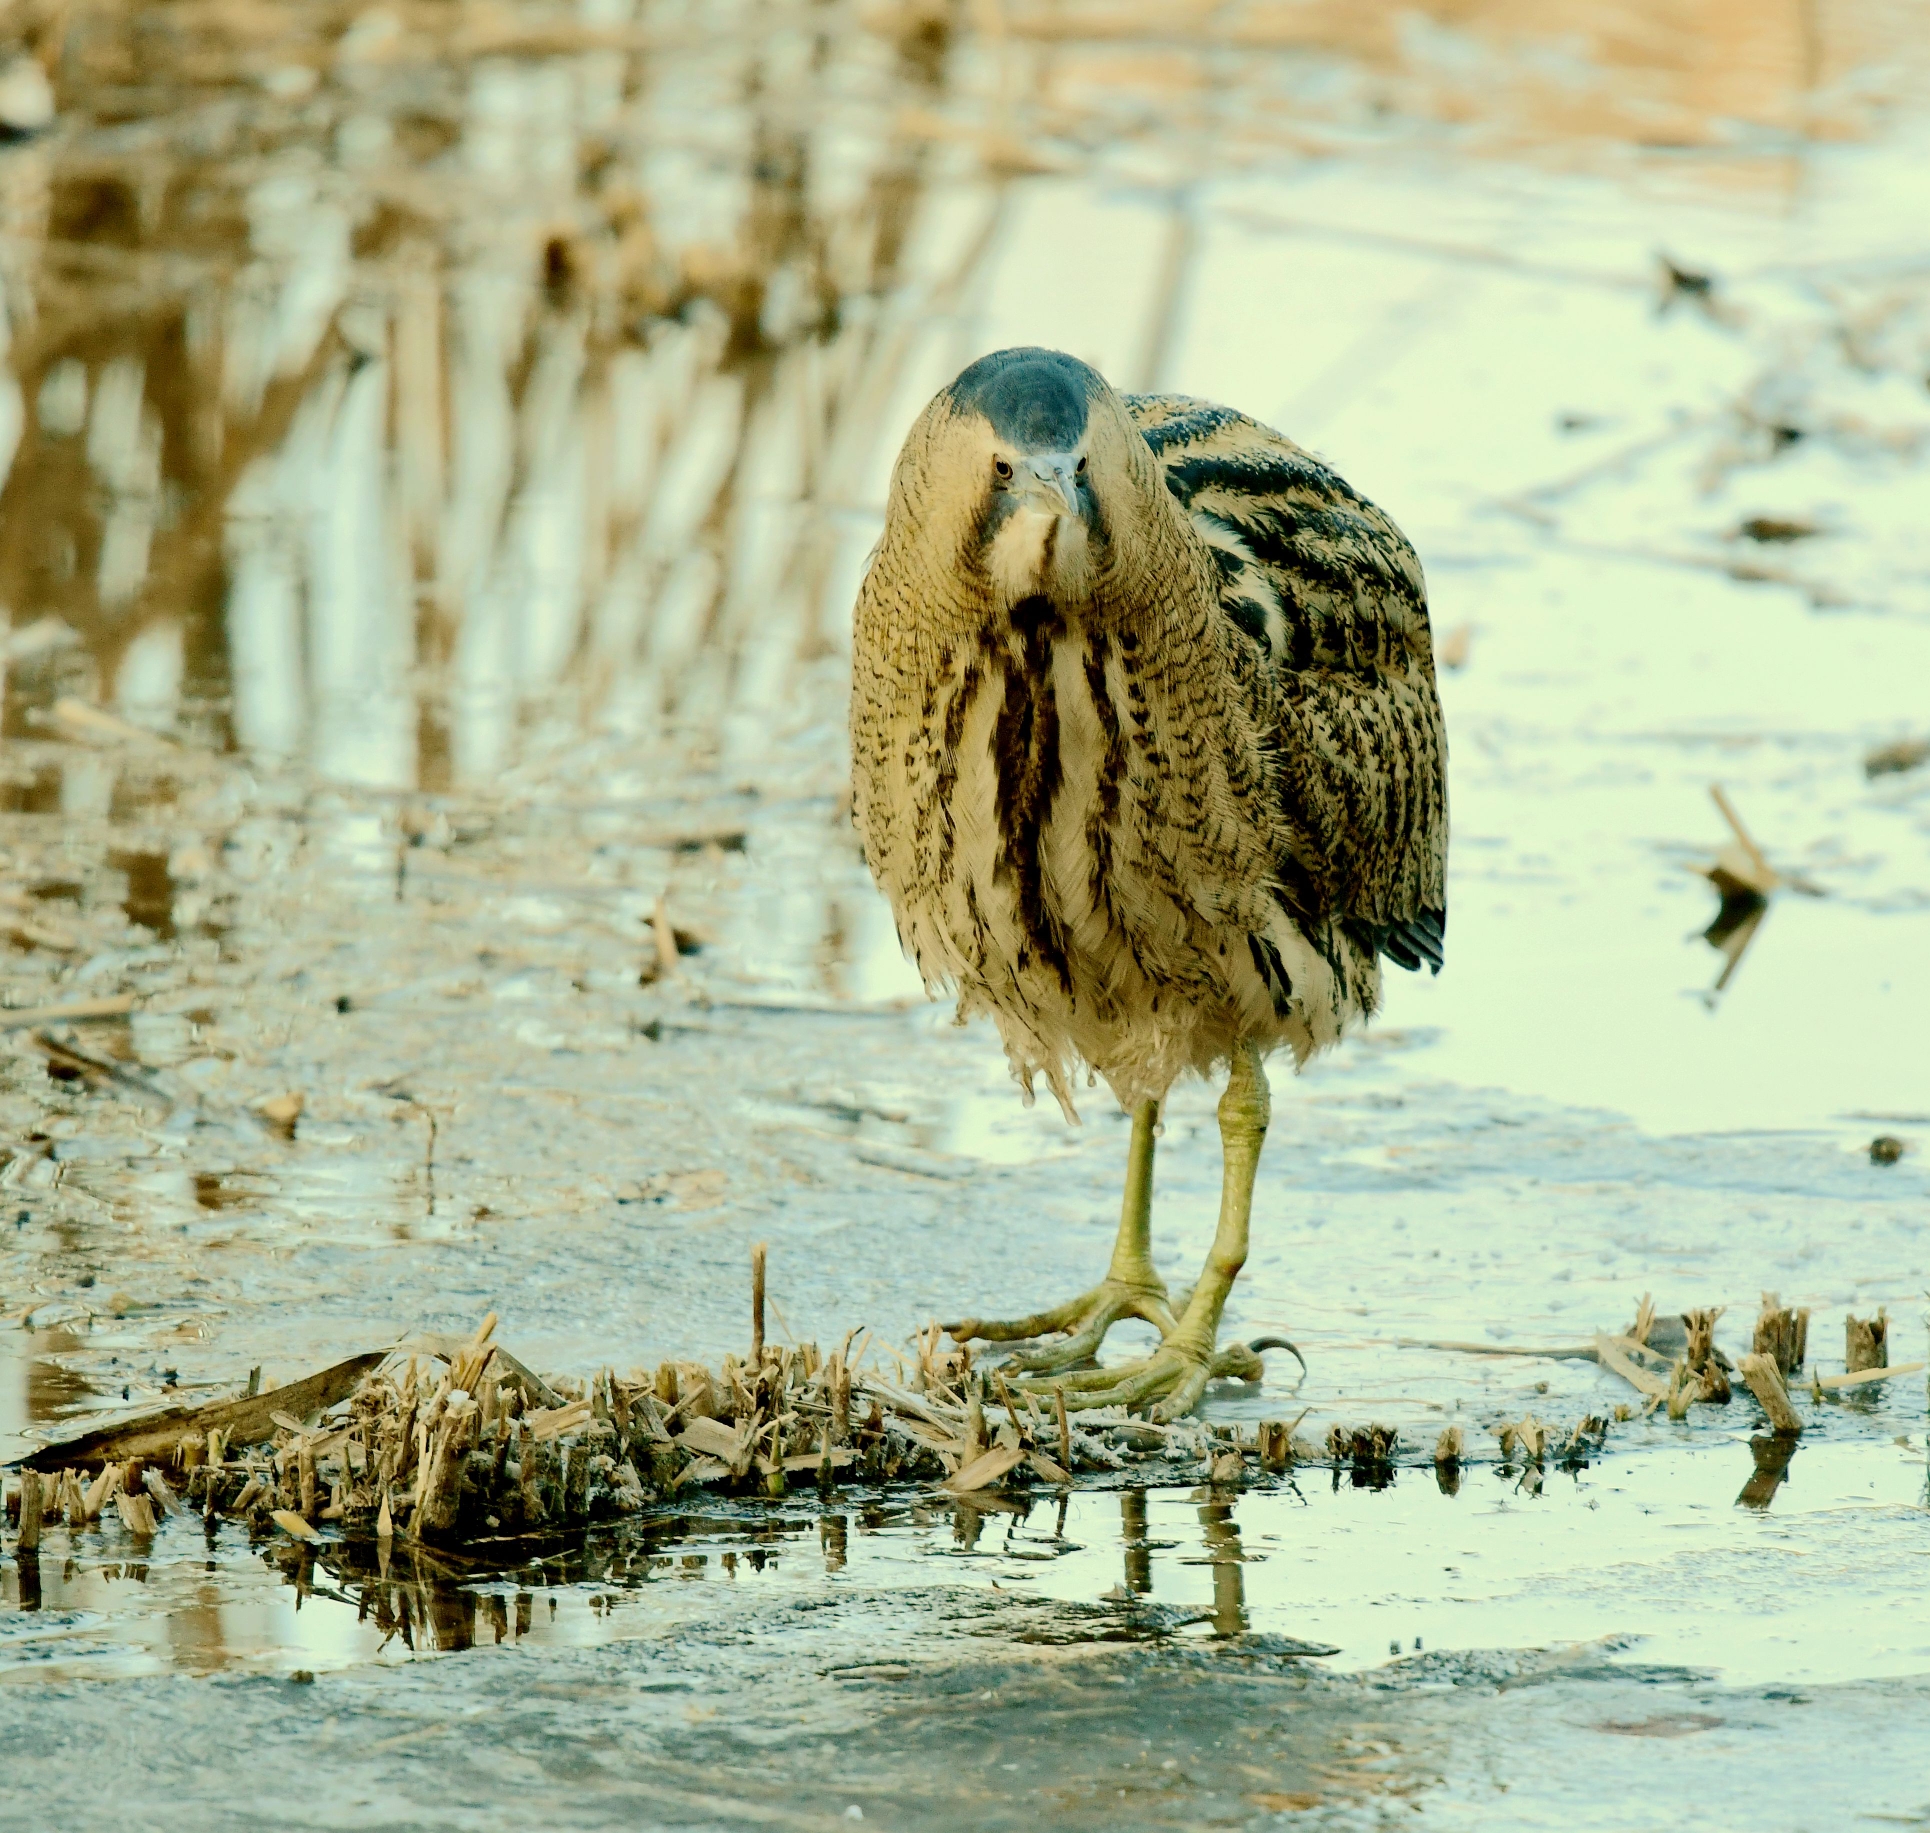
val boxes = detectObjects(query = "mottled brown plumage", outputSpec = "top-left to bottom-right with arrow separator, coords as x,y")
850,348 -> 1446,1416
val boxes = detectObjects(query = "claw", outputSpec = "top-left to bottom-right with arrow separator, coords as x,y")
1210,1336 -> 1307,1383
1244,1334 -> 1307,1378
1208,1342 -> 1265,1382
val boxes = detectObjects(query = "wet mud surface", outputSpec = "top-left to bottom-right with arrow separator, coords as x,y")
5,0 -> 1930,1823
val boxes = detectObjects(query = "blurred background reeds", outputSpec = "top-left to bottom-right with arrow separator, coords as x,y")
4,0 -> 1929,793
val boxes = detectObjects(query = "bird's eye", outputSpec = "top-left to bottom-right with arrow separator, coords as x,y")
994,457 -> 1012,480
1075,455 -> 1088,474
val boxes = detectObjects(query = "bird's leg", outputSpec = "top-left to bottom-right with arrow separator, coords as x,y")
945,1099 -> 1180,1373
1020,1043 -> 1270,1421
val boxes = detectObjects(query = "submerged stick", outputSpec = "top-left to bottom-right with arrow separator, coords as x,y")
1709,784 -> 1777,889
1682,1308 -> 1730,1404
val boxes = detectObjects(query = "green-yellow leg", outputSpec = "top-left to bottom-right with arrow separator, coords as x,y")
1027,1042 -> 1271,1422
946,1099 -> 1180,1373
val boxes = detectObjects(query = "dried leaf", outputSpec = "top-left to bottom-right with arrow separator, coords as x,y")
675,1416 -> 744,1462
1813,1359 -> 1923,1392
525,1399 -> 593,1441
940,1442 -> 1025,1494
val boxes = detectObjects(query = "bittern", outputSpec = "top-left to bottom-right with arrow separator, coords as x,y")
850,348 -> 1447,1420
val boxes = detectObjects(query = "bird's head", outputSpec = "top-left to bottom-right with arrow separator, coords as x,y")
892,348 -> 1158,623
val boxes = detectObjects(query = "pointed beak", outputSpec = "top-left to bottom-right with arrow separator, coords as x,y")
1017,452 -> 1081,519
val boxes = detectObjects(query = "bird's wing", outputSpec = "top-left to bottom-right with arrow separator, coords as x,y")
1125,393 -> 1448,971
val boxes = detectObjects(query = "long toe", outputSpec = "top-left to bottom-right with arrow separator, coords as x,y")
1020,1344 -> 1211,1416
1010,1313 -> 1113,1373
1147,1360 -> 1213,1423
948,1280 -> 1176,1360
943,1297 -> 1089,1344
1015,1358 -> 1156,1395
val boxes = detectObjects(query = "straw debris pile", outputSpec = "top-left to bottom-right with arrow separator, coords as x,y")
3,1313 -> 1318,1551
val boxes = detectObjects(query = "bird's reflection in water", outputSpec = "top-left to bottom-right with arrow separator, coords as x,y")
1114,1485 -> 1249,1634
953,1503 -> 985,1553
1120,1489 -> 1153,1596
821,1513 -> 848,1573
1197,1495 -> 1249,1639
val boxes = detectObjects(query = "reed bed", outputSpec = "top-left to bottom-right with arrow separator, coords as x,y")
7,1281 -> 1918,1558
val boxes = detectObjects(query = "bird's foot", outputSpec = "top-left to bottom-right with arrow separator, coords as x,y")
944,1278 -> 1179,1375
1014,1333 -> 1294,1422
1015,1337 -> 1221,1423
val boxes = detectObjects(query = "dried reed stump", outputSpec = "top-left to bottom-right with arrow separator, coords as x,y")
1846,1310 -> 1889,1374
1752,1293 -> 1810,1377
17,1470 -> 44,1552
1681,1307 -> 1731,1403
1737,1353 -> 1803,1436
1257,1418 -> 1295,1473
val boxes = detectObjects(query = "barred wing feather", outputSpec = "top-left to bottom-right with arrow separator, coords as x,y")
1126,393 -> 1449,974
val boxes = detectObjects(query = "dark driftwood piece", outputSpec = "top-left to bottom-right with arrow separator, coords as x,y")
11,1353 -> 385,1471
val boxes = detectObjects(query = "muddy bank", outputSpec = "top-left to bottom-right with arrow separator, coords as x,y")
4,1577 -> 1930,1830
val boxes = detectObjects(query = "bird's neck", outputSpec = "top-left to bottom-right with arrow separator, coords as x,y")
1084,466 -> 1221,646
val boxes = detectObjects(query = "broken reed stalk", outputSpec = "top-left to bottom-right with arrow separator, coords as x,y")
1846,1310 -> 1888,1374
1665,1357 -> 1697,1421
1681,1307 -> 1731,1404
1258,1418 -> 1294,1473
1594,1332 -> 1669,1402
1628,1292 -> 1657,1347
1737,1352 -> 1803,1436
18,1470 -> 43,1552
1710,784 -> 1777,887
1497,1416 -> 1546,1466
1752,1293 -> 1809,1377
750,1242 -> 767,1366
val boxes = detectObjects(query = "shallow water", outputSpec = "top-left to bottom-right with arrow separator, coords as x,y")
5,0 -> 1930,1823
6,1436 -> 1927,1690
